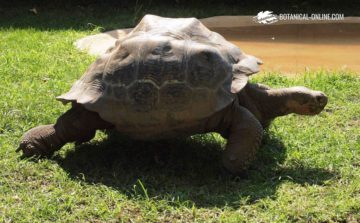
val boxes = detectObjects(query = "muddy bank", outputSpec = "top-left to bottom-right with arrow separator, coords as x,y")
212,23 -> 360,74
75,16 -> 360,74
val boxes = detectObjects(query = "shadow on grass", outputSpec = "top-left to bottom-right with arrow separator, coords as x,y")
2,2 -> 359,31
54,130 -> 336,208
0,3 -> 253,31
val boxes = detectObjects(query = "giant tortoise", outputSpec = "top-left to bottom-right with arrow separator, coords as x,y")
17,15 -> 328,174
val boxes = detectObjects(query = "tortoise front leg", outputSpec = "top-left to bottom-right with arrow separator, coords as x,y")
17,103 -> 113,157
222,105 -> 263,174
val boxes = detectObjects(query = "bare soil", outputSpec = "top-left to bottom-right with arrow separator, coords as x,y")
213,23 -> 360,74
75,16 -> 360,74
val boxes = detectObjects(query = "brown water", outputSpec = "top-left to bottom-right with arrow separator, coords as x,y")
212,23 -> 360,74
76,20 -> 360,74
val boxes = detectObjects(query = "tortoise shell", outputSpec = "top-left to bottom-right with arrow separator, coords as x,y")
57,15 -> 262,138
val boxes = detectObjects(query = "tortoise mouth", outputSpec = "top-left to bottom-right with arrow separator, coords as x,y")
308,94 -> 328,115
309,105 -> 325,114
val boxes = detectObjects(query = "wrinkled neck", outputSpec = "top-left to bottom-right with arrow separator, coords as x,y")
258,89 -> 292,120
238,84 -> 292,126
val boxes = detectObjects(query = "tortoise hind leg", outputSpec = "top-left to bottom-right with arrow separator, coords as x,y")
222,105 -> 263,175
17,103 -> 113,157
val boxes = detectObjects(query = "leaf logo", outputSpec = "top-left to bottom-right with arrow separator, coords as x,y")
253,11 -> 279,24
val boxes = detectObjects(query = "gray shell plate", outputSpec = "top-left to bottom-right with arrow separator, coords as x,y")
57,15 -> 261,138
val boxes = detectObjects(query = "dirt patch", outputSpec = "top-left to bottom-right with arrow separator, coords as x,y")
213,23 -> 360,74
75,16 -> 360,75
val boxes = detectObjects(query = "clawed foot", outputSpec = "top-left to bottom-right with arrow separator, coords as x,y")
16,125 -> 59,158
16,139 -> 50,158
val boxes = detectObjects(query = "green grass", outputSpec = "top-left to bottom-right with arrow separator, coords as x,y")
0,6 -> 359,223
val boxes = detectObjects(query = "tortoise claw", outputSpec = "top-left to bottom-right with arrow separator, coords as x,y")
16,139 -> 46,158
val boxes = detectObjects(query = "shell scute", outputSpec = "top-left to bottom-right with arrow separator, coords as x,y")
128,81 -> 159,112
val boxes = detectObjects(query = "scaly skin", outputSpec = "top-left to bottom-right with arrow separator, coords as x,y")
17,103 -> 113,157
206,83 -> 327,174
201,99 -> 263,174
17,84 -> 327,175
220,103 -> 263,174
238,83 -> 328,128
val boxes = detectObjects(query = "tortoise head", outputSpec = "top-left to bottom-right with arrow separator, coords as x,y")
285,87 -> 328,115
237,84 -> 328,128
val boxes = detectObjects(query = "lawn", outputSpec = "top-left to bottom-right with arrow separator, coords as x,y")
0,5 -> 359,223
